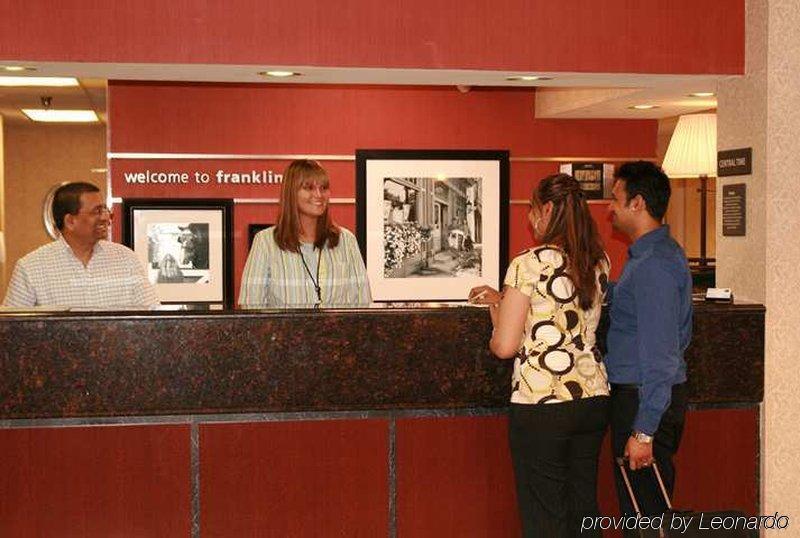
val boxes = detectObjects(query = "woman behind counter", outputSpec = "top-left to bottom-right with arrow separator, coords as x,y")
469,174 -> 610,537
239,159 -> 371,307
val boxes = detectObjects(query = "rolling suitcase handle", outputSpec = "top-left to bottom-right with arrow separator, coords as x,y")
615,457 -> 673,513
615,457 -> 757,538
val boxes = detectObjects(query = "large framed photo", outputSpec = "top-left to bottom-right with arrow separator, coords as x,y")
356,149 -> 509,302
122,199 -> 234,307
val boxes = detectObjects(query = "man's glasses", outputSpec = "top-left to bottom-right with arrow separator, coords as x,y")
79,206 -> 113,217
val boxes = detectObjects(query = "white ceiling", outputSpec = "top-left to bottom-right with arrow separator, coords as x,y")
0,61 -> 732,124
0,77 -> 106,125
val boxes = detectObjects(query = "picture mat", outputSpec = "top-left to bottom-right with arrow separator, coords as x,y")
132,209 -> 224,302
366,159 -> 501,301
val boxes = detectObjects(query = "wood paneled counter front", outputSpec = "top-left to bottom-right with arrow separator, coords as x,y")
0,301 -> 764,538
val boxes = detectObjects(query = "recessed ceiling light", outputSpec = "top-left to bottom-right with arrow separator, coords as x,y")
0,76 -> 79,87
506,75 -> 553,82
2,66 -> 37,72
258,70 -> 301,78
688,92 -> 716,98
21,109 -> 99,123
629,104 -> 659,110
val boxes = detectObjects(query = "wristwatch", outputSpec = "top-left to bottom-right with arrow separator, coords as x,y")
631,431 -> 654,444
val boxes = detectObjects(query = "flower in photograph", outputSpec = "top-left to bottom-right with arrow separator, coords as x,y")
384,223 -> 423,274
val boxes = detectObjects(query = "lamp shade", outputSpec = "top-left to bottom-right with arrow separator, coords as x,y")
662,113 -> 717,178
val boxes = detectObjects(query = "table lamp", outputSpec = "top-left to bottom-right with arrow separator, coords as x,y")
661,113 -> 717,267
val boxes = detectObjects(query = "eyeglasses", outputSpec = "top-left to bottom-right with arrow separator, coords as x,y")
79,206 -> 113,217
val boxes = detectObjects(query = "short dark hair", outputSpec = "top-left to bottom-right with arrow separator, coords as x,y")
614,161 -> 671,221
53,182 -> 100,230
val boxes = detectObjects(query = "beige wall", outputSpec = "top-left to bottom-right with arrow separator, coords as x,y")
718,0 -> 800,523
717,0 -> 767,304
764,0 -> 800,523
2,123 -> 106,292
0,115 -> 5,299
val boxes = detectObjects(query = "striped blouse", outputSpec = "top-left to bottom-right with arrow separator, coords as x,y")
238,227 -> 372,307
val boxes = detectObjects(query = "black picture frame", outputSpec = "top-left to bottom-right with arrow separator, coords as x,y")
571,162 -> 605,200
248,223 -> 273,250
356,149 -> 509,302
561,162 -> 616,200
121,198 -> 234,307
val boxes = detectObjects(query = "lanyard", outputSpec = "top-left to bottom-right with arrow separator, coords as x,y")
299,246 -> 323,305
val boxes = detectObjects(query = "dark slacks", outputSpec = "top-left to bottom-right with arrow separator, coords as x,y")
508,396 -> 609,538
610,383 -> 688,520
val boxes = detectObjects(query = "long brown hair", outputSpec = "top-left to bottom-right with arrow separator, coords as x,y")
274,159 -> 340,252
534,174 -> 606,310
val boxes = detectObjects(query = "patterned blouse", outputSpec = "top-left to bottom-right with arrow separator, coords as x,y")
504,245 -> 610,405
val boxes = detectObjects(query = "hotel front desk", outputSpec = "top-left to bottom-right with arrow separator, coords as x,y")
0,301 -> 764,537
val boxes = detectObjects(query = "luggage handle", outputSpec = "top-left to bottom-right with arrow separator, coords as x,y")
615,457 -> 674,513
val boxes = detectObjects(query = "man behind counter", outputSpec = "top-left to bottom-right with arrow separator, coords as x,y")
3,182 -> 157,309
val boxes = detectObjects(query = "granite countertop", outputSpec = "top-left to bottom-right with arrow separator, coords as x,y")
0,298 -> 766,320
0,301 -> 765,419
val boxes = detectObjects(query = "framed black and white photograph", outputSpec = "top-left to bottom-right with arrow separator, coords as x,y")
356,149 -> 509,302
122,199 -> 234,306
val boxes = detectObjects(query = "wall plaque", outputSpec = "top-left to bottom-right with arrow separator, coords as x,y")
718,148 -> 752,177
722,183 -> 746,236
559,162 -> 615,199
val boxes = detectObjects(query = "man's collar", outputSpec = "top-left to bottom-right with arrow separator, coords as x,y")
629,225 -> 670,257
57,234 -> 104,260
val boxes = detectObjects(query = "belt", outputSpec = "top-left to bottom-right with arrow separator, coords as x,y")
611,382 -> 687,392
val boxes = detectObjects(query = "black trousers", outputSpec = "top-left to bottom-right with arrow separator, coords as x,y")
610,383 -> 688,520
508,396 -> 609,538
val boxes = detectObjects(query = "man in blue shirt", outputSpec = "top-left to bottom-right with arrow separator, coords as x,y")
606,161 -> 693,518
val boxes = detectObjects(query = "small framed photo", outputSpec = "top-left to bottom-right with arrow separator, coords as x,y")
560,162 -> 616,200
122,199 -> 234,306
356,149 -> 509,302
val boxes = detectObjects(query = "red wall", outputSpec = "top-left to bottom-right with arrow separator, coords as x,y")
108,82 -> 652,301
0,1 -> 744,75
108,84 -> 656,156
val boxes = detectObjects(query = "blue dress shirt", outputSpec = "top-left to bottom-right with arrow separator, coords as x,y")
606,225 -> 692,435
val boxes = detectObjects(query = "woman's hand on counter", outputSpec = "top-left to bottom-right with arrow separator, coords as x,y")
468,285 -> 502,306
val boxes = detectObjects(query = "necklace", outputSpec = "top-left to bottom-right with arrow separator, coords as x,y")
299,246 -> 323,305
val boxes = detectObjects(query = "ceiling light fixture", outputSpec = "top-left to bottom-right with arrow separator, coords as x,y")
506,75 -> 553,82
258,70 -> 301,78
629,104 -> 659,110
22,109 -> 99,123
0,76 -> 79,87
688,92 -> 716,98
2,66 -> 37,72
